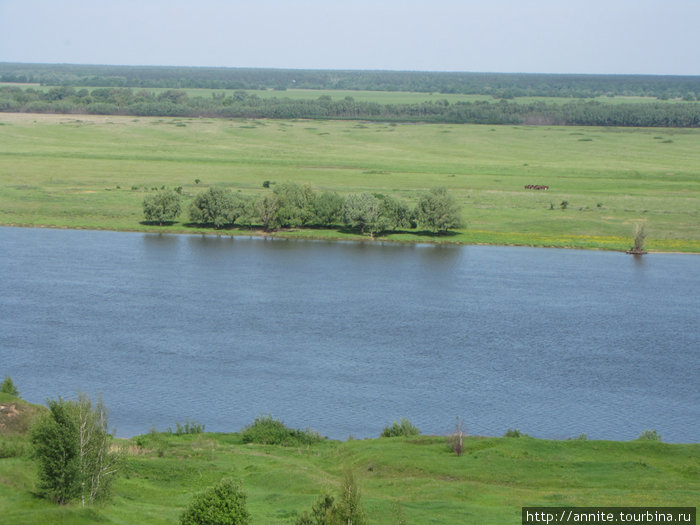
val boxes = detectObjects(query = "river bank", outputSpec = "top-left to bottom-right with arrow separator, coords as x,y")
4,222 -> 699,253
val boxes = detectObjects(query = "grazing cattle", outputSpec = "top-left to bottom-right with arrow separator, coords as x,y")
525,185 -> 548,190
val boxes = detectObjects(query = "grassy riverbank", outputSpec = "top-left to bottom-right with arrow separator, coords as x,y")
1,394 -> 698,524
1,113 -> 698,252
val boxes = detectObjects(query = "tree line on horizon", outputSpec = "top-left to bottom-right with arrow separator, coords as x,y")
143,183 -> 463,237
2,63 -> 699,99
2,85 -> 699,127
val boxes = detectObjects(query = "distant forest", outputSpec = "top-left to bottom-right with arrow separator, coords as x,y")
1,63 -> 699,127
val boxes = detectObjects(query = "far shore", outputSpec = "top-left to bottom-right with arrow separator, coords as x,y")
3,222 -> 699,254
2,114 -> 698,254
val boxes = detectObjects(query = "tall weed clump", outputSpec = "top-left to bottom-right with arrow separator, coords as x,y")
637,429 -> 662,442
381,418 -> 420,438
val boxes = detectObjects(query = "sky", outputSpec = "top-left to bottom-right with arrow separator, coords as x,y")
1,0 -> 699,75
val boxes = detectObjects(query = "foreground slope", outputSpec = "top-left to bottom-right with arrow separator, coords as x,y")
1,425 -> 697,524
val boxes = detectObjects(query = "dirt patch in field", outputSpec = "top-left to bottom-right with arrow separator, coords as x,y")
0,404 -> 20,431
0,400 -> 46,434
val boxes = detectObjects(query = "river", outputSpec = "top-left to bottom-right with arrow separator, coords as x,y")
1,227 -> 698,442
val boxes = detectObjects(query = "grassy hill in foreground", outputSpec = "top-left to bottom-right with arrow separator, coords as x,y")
1,395 -> 698,524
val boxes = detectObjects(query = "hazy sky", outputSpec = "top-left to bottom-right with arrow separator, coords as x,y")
1,0 -> 698,75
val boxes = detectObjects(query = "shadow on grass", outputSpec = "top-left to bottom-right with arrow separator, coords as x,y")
142,221 -> 459,240
139,220 -> 180,227
405,229 -> 459,238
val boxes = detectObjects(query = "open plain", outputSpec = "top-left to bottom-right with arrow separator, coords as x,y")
1,112 -> 699,251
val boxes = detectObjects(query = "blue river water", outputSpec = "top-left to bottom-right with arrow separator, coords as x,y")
1,227 -> 698,442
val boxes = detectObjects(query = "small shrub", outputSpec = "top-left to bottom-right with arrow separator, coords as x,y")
240,416 -> 323,446
504,428 -> 525,438
569,433 -> 588,441
262,180 -> 270,188
334,468 -> 367,525
295,469 -> 367,525
1,376 -> 19,396
295,494 -> 335,525
179,478 -> 250,525
637,429 -> 662,442
172,420 -> 205,435
381,418 -> 420,438
194,178 -> 201,185
560,201 -> 569,210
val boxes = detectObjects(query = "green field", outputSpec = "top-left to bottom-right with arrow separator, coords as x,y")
1,394 -> 698,524
1,113 -> 698,252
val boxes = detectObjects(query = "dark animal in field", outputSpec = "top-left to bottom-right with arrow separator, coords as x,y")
524,185 -> 549,190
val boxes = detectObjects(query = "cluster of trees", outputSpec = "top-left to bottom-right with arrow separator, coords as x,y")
2,63 -> 698,99
2,85 -> 699,127
30,393 -> 122,506
144,183 -> 463,236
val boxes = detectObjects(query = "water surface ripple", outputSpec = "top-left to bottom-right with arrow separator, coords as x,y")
1,227 -> 698,442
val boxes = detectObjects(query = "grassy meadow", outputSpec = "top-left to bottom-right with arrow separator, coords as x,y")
1,394 -> 698,525
0,112 -> 698,251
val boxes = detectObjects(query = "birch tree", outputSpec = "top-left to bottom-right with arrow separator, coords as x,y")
75,392 -> 122,506
31,393 -> 122,506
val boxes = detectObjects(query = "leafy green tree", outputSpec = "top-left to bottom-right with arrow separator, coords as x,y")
31,398 -> 80,504
415,187 -> 463,234
189,187 -> 247,228
235,196 -> 259,230
313,191 -> 344,227
143,188 -> 182,225
378,195 -> 414,232
179,477 -> 251,525
254,193 -> 282,231
343,192 -> 388,237
30,394 -> 121,506
273,182 -> 316,227
1,375 -> 19,396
